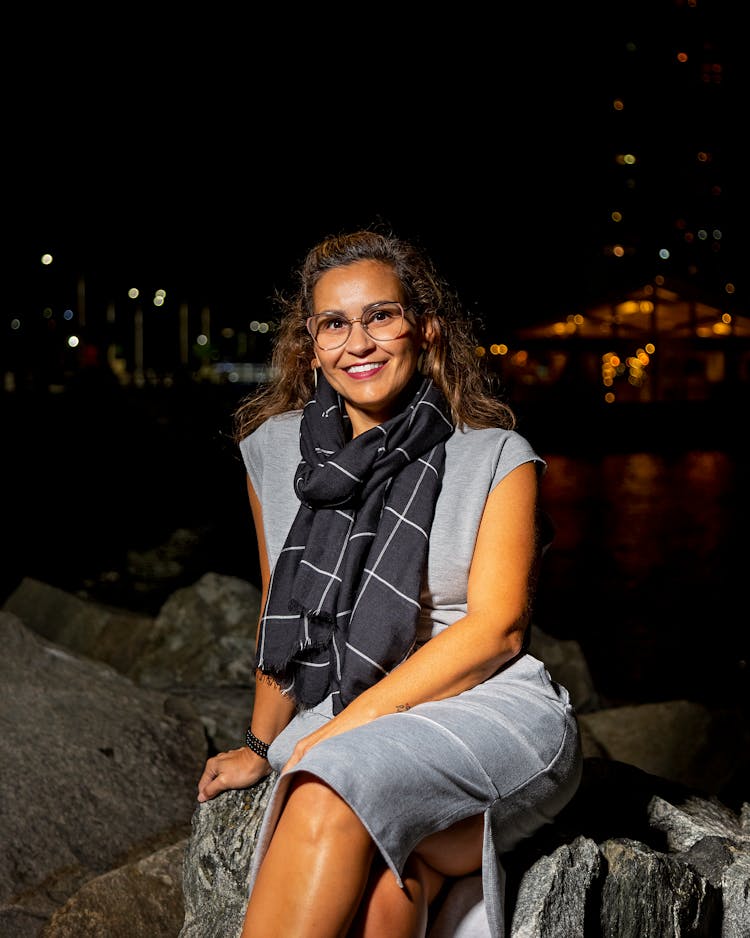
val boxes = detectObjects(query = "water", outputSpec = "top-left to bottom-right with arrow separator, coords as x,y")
3,386 -> 747,712
534,449 -> 748,709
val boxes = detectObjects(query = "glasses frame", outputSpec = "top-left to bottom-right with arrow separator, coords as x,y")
305,302 -> 409,351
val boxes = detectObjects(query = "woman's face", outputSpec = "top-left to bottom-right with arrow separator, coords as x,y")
310,259 -> 430,436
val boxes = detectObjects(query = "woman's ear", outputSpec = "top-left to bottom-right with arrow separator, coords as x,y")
421,314 -> 437,346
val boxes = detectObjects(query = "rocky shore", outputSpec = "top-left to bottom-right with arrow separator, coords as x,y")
1,564 -> 749,936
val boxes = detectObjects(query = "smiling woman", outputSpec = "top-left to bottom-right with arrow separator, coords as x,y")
195,227 -> 582,938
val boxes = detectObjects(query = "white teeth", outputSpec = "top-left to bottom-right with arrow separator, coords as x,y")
346,362 -> 381,374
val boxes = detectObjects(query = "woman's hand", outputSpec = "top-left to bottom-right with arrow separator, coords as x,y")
196,746 -> 272,803
282,706 -> 374,773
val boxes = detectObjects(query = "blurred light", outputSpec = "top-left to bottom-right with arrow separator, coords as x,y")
41,254 -> 53,266
658,248 -> 670,260
67,335 -> 80,348
11,318 -> 21,331
63,309 -> 74,320
196,334 -> 208,346
153,295 -> 165,307
128,288 -> 139,299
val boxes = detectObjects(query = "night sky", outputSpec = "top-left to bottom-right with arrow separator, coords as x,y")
9,2 -> 746,335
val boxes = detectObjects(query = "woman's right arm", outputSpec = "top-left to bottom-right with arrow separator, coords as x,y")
196,475 -> 297,802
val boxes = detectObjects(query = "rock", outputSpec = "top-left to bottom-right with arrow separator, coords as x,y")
599,837 -> 721,936
578,699 -> 743,795
509,835 -> 603,937
3,572 -> 263,756
0,612 -> 207,932
528,624 -> 601,713
179,778 -> 276,938
3,577 -> 154,674
41,840 -> 188,938
127,571 -> 262,754
128,572 -> 260,690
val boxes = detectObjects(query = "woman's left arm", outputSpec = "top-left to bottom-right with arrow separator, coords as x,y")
282,460 -> 541,770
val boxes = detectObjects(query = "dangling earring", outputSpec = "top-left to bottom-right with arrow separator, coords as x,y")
311,359 -> 318,389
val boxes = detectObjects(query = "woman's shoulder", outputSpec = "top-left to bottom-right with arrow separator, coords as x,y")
448,424 -> 540,457
241,410 -> 302,445
239,411 -> 302,469
446,425 -> 545,479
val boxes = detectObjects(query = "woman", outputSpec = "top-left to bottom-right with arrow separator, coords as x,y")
197,228 -> 582,937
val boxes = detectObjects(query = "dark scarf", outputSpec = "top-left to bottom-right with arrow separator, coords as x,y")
256,372 -> 454,714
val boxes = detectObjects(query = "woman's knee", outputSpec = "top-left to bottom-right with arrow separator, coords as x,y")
281,772 -> 368,843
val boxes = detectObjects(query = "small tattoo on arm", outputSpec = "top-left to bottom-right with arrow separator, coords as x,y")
395,703 -> 411,712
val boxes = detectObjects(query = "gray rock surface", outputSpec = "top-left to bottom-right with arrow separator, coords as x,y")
179,778 -> 276,938
578,699 -> 742,794
0,611 -> 206,936
41,840 -> 188,938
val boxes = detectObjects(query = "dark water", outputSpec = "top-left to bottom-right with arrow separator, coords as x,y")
534,449 -> 748,710
3,385 -> 747,713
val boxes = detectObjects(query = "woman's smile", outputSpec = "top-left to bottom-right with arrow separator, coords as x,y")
343,360 -> 386,379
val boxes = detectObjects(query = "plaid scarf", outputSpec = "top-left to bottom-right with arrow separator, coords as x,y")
256,372 -> 454,713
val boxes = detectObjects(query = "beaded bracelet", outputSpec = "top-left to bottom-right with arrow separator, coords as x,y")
245,728 -> 270,760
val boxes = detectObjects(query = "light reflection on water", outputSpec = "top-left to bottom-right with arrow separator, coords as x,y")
536,450 -> 748,708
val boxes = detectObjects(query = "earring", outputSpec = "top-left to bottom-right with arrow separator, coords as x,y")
311,360 -> 318,389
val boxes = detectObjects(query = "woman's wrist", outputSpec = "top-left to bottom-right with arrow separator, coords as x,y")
245,727 -> 271,760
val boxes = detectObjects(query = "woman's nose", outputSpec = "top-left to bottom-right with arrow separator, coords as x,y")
345,319 -> 375,352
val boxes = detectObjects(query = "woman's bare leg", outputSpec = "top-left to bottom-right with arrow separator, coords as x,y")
348,853 -> 445,938
348,814 -> 484,938
241,772 -> 376,938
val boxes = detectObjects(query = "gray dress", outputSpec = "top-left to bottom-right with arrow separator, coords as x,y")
239,414 -> 582,937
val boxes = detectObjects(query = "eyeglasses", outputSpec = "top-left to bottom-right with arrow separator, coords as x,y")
306,302 -> 408,351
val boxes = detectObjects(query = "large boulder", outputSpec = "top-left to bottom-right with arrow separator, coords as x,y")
0,612 -> 207,937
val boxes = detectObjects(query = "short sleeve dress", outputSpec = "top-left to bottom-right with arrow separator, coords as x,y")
239,413 -> 582,937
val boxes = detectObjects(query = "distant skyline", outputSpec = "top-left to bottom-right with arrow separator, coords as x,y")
9,1 -> 746,337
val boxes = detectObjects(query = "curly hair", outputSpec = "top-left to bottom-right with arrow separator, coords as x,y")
233,227 -> 515,443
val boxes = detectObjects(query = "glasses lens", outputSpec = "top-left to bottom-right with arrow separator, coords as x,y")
309,314 -> 351,349
362,304 -> 404,342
